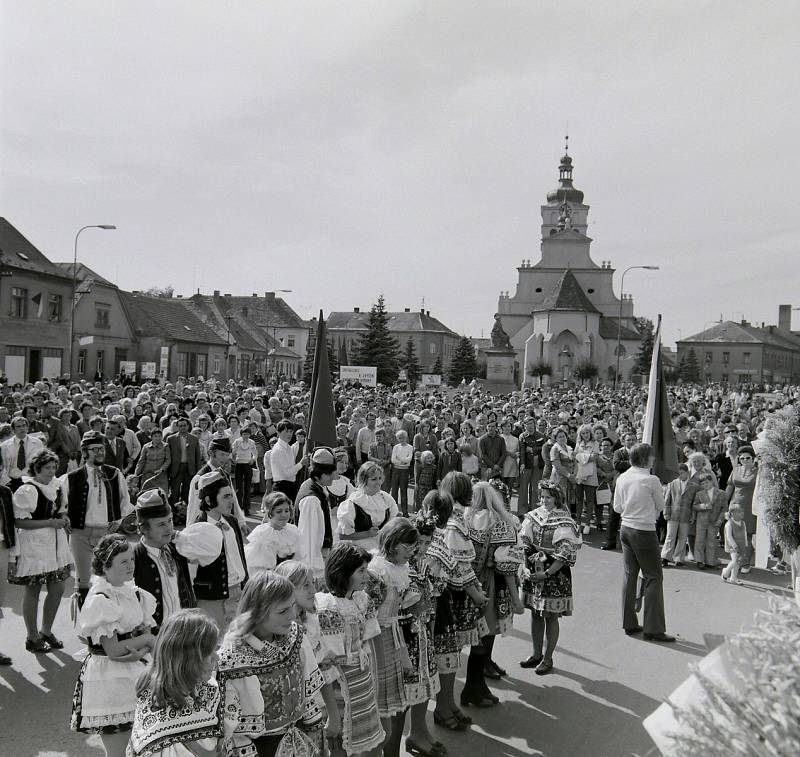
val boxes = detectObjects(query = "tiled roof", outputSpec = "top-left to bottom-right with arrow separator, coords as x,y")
599,316 -> 640,341
120,292 -> 227,344
206,294 -> 306,329
53,261 -> 115,287
0,218 -> 72,279
327,310 -> 459,337
535,269 -> 600,313
682,321 -> 800,350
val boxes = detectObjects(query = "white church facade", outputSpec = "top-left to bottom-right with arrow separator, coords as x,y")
497,145 -> 642,385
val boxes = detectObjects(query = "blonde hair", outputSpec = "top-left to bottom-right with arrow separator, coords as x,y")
470,481 -> 515,525
136,610 -> 218,709
274,560 -> 316,621
356,461 -> 384,488
223,571 -> 295,645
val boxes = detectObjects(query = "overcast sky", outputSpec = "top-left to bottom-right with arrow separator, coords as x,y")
2,1 -> 798,347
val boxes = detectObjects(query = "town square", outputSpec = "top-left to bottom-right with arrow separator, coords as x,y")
1,3 -> 799,757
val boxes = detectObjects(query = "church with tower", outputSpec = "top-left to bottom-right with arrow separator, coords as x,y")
495,141 -> 642,386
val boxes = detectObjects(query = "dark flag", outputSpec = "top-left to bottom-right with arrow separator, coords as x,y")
307,310 -> 338,450
642,314 -> 678,484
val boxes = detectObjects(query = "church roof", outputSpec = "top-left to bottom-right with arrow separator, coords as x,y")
599,316 -> 640,341
534,269 -> 599,314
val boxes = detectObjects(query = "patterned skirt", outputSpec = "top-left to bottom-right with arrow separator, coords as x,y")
401,620 -> 440,706
9,562 -> 71,586
433,587 -> 480,672
371,626 -> 408,717
334,657 -> 385,756
521,558 -> 573,617
477,568 -> 515,637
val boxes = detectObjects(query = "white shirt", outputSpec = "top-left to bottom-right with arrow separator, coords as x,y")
297,491 -> 327,576
270,438 -> 302,483
206,513 -> 246,587
613,466 -> 665,531
186,464 -> 246,528
0,435 -> 44,484
142,540 -> 181,622
391,443 -> 414,469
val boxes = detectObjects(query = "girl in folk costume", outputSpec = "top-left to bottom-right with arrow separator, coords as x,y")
246,492 -> 305,572
317,542 -> 385,756
461,480 -> 524,706
128,610 -> 237,757
426,476 -> 488,732
549,429 -> 577,517
399,511 -> 445,757
295,448 -> 338,583
326,448 -> 356,539
274,560 -> 341,754
339,462 -> 400,553
365,519 -> 417,757
9,448 -> 72,653
216,571 -> 324,757
192,471 -> 249,634
71,534 -> 158,757
519,481 -> 582,675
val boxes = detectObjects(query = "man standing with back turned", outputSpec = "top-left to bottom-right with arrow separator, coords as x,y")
613,442 -> 675,642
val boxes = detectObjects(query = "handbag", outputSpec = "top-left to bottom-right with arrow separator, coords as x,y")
596,485 -> 612,506
251,466 -> 260,484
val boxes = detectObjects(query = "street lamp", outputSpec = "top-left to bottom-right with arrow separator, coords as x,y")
69,225 -> 116,379
614,265 -> 659,388
264,290 -> 292,381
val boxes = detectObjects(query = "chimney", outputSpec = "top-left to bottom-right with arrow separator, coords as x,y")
131,290 -> 139,295
779,304 -> 791,331
176,295 -> 183,299
420,308 -> 425,314
404,308 -> 410,313
426,310 -> 430,316
213,290 -> 220,296
252,293 -> 258,298
224,293 -> 231,297
265,292 -> 276,301
353,307 -> 360,313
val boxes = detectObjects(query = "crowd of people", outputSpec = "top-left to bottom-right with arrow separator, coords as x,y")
0,373 -> 795,757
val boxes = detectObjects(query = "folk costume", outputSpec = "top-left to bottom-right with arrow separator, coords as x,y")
70,577 -> 157,734
338,489 -> 399,553
366,554 -> 411,718
520,505 -> 582,616
324,473 -> 355,541
316,590 -> 385,755
185,437 -> 246,529
296,472 -> 334,581
9,477 -> 72,586
127,679 -> 238,757
245,522 -> 306,572
216,622 -> 323,757
423,504 -> 481,673
398,561 -> 440,705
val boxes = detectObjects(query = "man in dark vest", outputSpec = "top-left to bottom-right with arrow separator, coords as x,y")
132,489 -> 197,632
186,437 -> 247,531
0,481 -> 15,664
295,447 -> 337,583
193,471 -> 248,632
66,430 -> 132,607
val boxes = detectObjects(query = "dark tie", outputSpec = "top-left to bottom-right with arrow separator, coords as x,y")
16,439 -> 26,470
159,545 -> 176,576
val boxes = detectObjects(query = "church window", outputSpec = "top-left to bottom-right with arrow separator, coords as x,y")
535,288 -> 542,293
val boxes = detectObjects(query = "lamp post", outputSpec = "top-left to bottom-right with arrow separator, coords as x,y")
614,265 -> 659,389
264,289 -> 292,382
69,225 -> 116,379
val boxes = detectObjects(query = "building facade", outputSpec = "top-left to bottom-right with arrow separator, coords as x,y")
327,308 -> 461,374
0,218 -> 73,383
495,148 -> 642,385
677,317 -> 800,384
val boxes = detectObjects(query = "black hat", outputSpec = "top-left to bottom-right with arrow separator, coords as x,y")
208,437 -> 232,454
80,430 -> 106,448
135,489 -> 172,519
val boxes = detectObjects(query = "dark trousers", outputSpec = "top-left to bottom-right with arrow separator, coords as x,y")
169,463 -> 192,504
517,466 -> 541,514
605,508 -> 621,547
273,478 -> 298,503
620,526 -> 666,635
390,466 -> 410,514
234,463 -> 254,512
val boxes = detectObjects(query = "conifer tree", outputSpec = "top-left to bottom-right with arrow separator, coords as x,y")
448,336 -> 479,384
303,330 -> 316,385
351,295 -> 401,385
685,347 -> 700,382
400,337 -> 422,390
634,316 -> 655,375
327,339 -> 339,383
432,355 -> 443,376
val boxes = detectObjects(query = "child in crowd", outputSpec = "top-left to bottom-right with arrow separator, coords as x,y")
366,519 -> 416,757
71,534 -> 157,757
128,610 -> 236,757
437,437 -> 462,483
390,430 -> 414,517
414,451 -> 437,511
216,570 -> 324,757
231,426 -> 257,514
459,444 -> 480,479
274,560 -> 341,753
317,542 -> 385,756
692,472 -> 726,569
722,504 -> 748,585
326,449 -> 356,532
246,491 -> 306,571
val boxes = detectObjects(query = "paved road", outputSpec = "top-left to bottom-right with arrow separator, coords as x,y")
0,521 -> 791,757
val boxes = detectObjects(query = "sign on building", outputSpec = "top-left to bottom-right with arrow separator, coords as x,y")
159,346 -> 170,379
421,374 -> 442,387
339,365 -> 377,387
119,361 -> 137,376
140,362 -> 157,379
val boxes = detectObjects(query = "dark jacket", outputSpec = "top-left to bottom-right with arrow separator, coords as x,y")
0,484 -> 16,548
133,541 -> 196,629
166,432 -> 202,478
192,513 -> 247,600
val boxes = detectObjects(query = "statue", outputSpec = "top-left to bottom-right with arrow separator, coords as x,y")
490,313 -> 512,349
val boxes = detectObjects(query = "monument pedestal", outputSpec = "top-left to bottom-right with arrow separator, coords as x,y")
485,348 -> 517,391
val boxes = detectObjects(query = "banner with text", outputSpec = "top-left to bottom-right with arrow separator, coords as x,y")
141,362 -> 157,379
339,365 -> 377,387
421,374 -> 442,387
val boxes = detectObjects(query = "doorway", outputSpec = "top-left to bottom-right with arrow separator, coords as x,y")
28,349 -> 42,382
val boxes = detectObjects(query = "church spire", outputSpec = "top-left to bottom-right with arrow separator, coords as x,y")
547,137 -> 584,205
